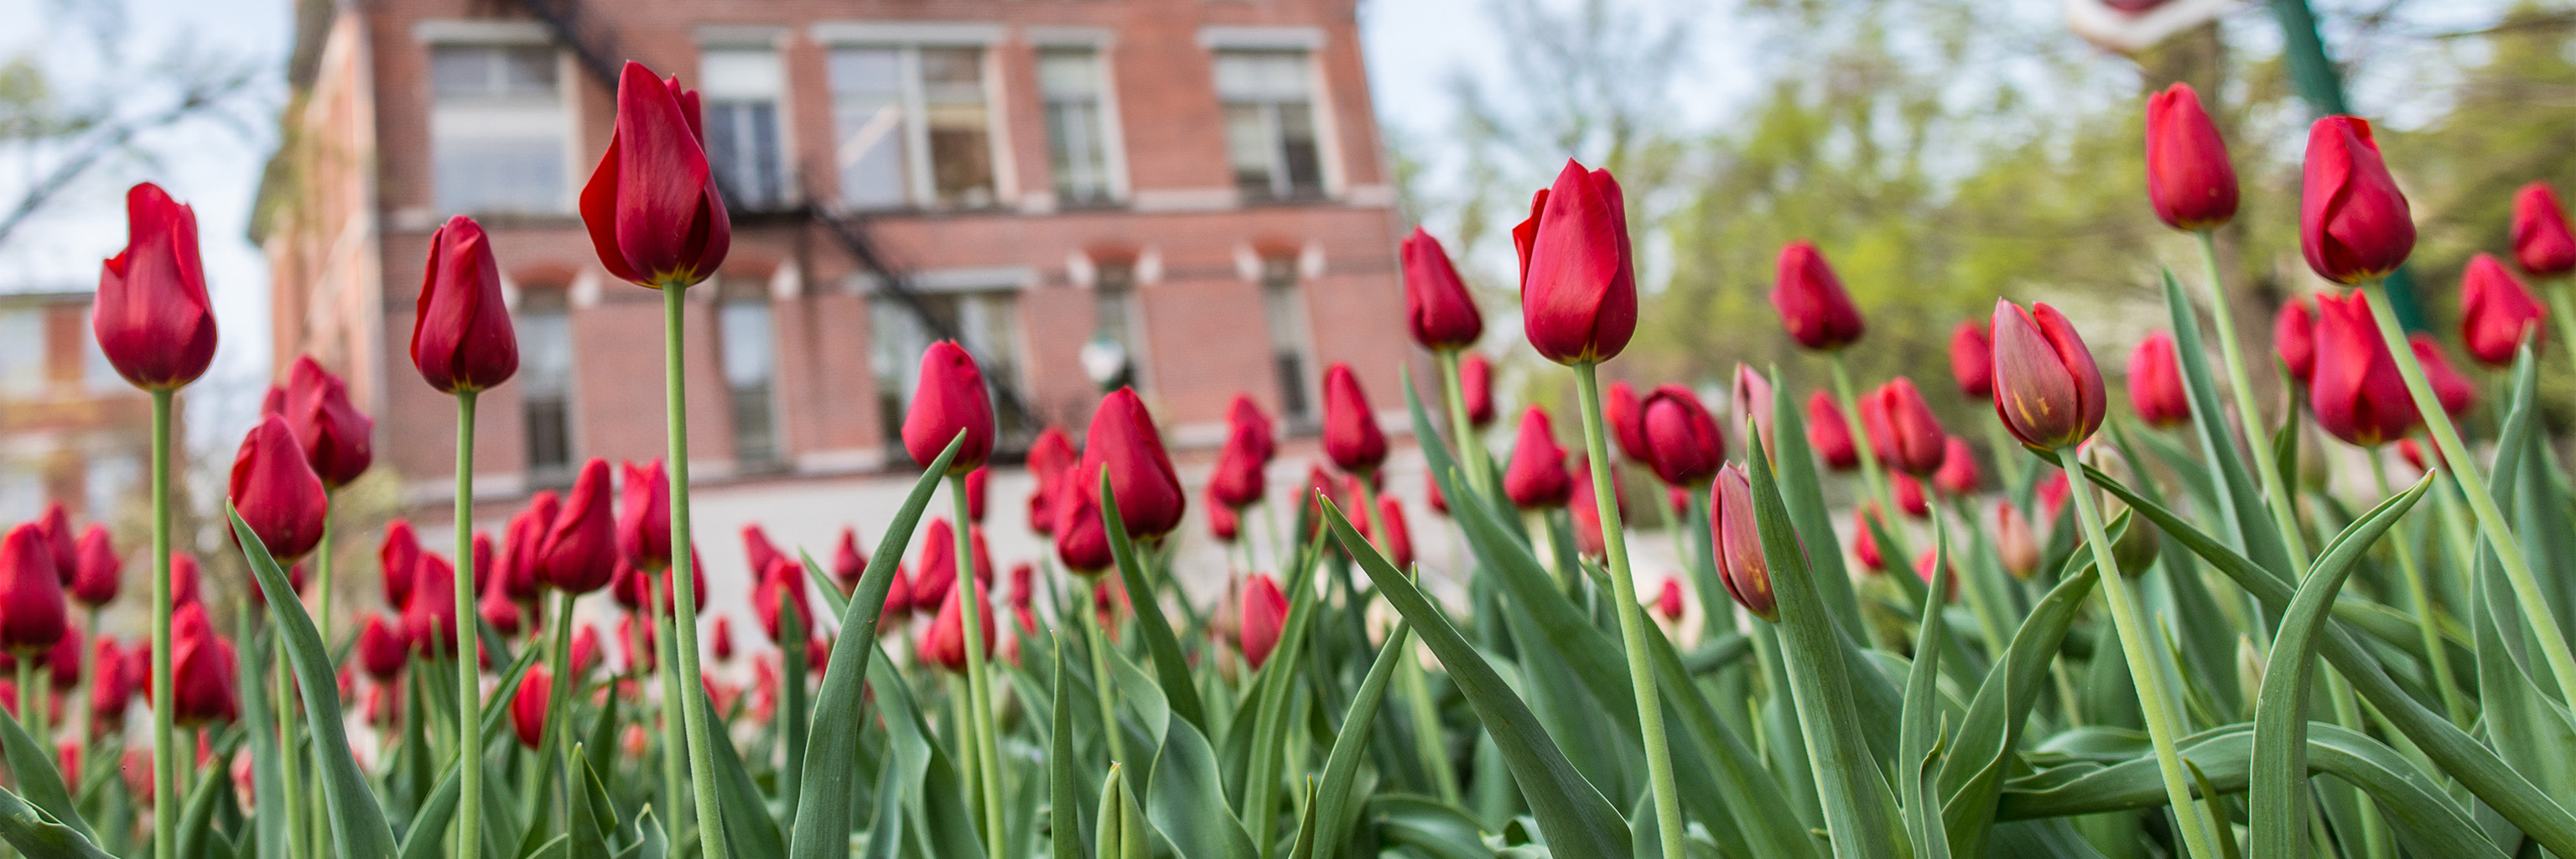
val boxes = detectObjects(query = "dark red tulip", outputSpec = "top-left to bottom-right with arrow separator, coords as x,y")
34,506 -> 71,586
511,667 -> 552,749
1709,464 -> 1774,621
356,613 -> 407,681
2512,181 -> 2576,277
2038,471 -> 2071,528
229,414 -> 330,562
1239,573 -> 1288,670
740,524 -> 782,582
1503,407 -> 1574,510
0,525 -> 67,653
1402,226 -> 1483,350
1228,395 -> 1277,465
1852,504 -> 1888,572
1654,577 -> 1684,622
1990,299 -> 2107,451
1515,159 -> 1636,364
1077,388 -> 1186,539
92,183 -> 216,390
2126,330 -> 2191,429
1805,392 -> 1858,471
380,519 -> 419,608
1893,473 -> 1930,518
902,341 -> 995,475
1932,435 -> 1980,497
280,357 -> 373,488
412,216 -> 519,393
1298,464 -> 1345,540
472,531 -> 496,596
1374,495 -> 1414,570
579,61 -> 730,289
1208,494 -> 1240,544
44,628 -> 77,690
1950,321 -> 1993,399
1026,426 -> 1078,535
569,624 -> 602,678
911,518 -> 991,612
167,553 -> 201,610
832,527 -> 868,592
2144,82 -> 2240,230
756,559 -> 812,643
1994,501 -> 2039,579
89,638 -> 132,731
1426,471 -> 1448,515
537,460 -> 617,594
2459,253 -> 2545,367
1770,241 -> 1866,351
918,580 -> 993,674
500,492 -> 559,603
1567,456 -> 1615,558
1322,363 -> 1389,473
1209,422 -> 1270,510
2309,292 -> 2420,447
1009,563 -> 1035,614
965,467 -> 988,523
2276,299 -> 2319,383
1860,378 -> 1948,476
1639,385 -> 1723,487
158,604 -> 236,725
1459,353 -> 1495,428
618,460 -> 672,570
2409,335 -> 2477,419
403,553 -> 460,656
1731,365 -> 1776,462
616,614 -> 654,673
1602,381 -> 1651,463
479,585 -> 522,638
71,525 -> 117,608
2300,116 -> 2415,284
1053,482 -> 1112,575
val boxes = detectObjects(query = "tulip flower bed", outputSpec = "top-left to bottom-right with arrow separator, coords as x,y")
17,59 -> 2576,859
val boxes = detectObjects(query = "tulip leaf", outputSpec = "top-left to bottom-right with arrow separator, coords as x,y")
698,690 -> 787,859
865,642 -> 987,859
1935,558 -> 2100,858
1148,709 -> 1259,859
235,617 -> 284,859
566,748 -> 610,859
1321,498 -> 1632,859
1301,622 -> 1409,859
786,434 -> 957,859
0,678 -> 92,846
230,504 -> 402,859
1762,366 -> 1867,636
1098,765 -> 1148,859
175,731 -> 232,859
0,785 -> 116,859
1900,525 -> 1953,859
2160,268 -> 2297,582
1050,643 -> 1091,859
1098,469 -> 1208,731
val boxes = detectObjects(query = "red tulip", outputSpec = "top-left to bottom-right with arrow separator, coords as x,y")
1208,494 -> 1240,544
2512,181 -> 2576,277
1950,321 -> 1993,399
39,629 -> 76,691
1567,456 -> 1615,558
2459,253 -> 2545,367
569,624 -> 602,679
167,553 -> 201,610
356,613 -> 407,681
229,414 -> 329,562
70,525 -> 117,608
479,586 -> 522,638
739,525 -> 783,585
280,357 -> 374,488
1008,563 -> 1035,614
911,518 -> 991,612
1026,426 -> 1078,536
2308,292 -> 2420,447
472,530 -> 496,596
2299,116 -> 2415,284
1322,363 -> 1389,473
2143,82 -> 2240,230
1639,385 -> 1723,487
499,492 -> 558,603
902,341 -> 995,475
1515,159 -> 1636,364
1426,471 -> 1448,516
1239,573 -> 1288,670
1860,378 -> 1948,476
1374,495 -> 1414,570
511,666 -> 552,749
2276,299 -> 2319,384
1228,395 -> 1278,464
412,216 -> 519,393
2398,438 -> 2442,475
0,526 -> 66,654
1504,407 -> 1574,510
1459,352 -> 1495,428
1209,422 -> 1270,510
34,506 -> 72,586
832,527 -> 869,593
89,638 -> 132,731
2038,472 -> 2071,529
1913,551 -> 1958,602
1053,482 -> 1112,575
708,615 -> 737,664
965,467 -> 988,523
917,580 -> 993,674
1805,391 -> 1858,471
537,460 -> 618,594
1402,226 -> 1483,350
879,563 -> 915,624
1730,365 -> 1776,463
1852,504 -> 1888,572
756,559 -> 814,643
1770,241 -> 1866,351
1990,299 -> 2107,451
579,61 -> 731,289
1077,388 -> 1186,539
2409,335 -> 2477,419
1654,577 -> 1684,622
403,553 -> 460,656
1709,464 -> 1776,621
1893,473 -> 1930,518
617,615 -> 655,674
1297,465 -> 1345,540
158,604 -> 237,725
1600,381 -> 1650,464
1994,501 -> 2039,579
2126,331 -> 2191,429
1932,436 -> 1980,497
619,460 -> 672,570
92,183 -> 216,390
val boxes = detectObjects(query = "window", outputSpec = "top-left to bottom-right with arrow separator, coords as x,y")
82,324 -> 122,393
1039,48 -> 1115,205
518,291 -> 574,479
830,46 -> 999,210
1092,260 -> 1140,390
430,44 -> 569,214
84,454 -> 138,522
0,310 -> 44,397
717,290 -> 782,467
1258,257 -> 1313,421
871,289 -> 1024,451
1215,50 -> 1324,201
0,461 -> 39,524
700,49 -> 789,211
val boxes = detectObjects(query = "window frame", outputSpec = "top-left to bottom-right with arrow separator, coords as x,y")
417,26 -> 579,216
714,283 -> 787,470
1027,29 -> 1130,207
1202,27 -> 1341,205
814,23 -> 1017,212
696,41 -> 797,211
513,287 -> 579,482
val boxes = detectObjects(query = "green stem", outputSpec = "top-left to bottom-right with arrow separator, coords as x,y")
149,388 -> 174,859
1436,350 -> 1492,498
952,475 -> 1006,859
304,508 -> 331,859
1826,353 -> 1919,571
1571,363 -> 1685,859
1946,496 -> 2016,666
2369,454 -> 2470,728
661,282 -> 730,859
453,390 -> 481,859
1357,474 -> 1458,806
16,659 -> 33,739
2543,279 -> 2576,383
1978,412 -> 2025,492
275,622 -> 307,859
647,587 -> 687,843
524,590 -> 577,827
2358,281 -> 2576,722
2195,231 -> 2314,565
2058,449 -> 2216,859
1084,595 -> 1126,767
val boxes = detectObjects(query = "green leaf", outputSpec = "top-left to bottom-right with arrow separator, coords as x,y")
1302,622 -> 1410,859
566,748 -> 610,859
1148,710 -> 1259,859
1097,469 -> 1206,730
1935,559 -> 2100,858
1098,765 -> 1148,859
230,504 -> 401,859
786,434 -> 956,859
0,680 -> 92,846
1762,366 -> 1867,636
2159,268 -> 2295,581
1900,524 -> 1953,859
0,785 -> 117,859
865,644 -> 987,859
176,731 -> 233,859
1051,642 -> 1091,859
1368,795 -> 1494,859
236,619 -> 283,859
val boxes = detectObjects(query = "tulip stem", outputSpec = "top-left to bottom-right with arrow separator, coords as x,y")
1435,350 -> 1491,498
1083,592 -> 1126,767
1826,353 -> 1919,580
2058,448 -> 2218,859
1571,363 -> 1685,859
646,580 -> 688,843
2367,454 -> 2470,728
2360,280 -> 2576,721
452,389 -> 482,859
2194,231 -> 2314,566
660,282 -> 730,859
149,388 -> 174,859
1356,474 -> 1459,806
950,474 -> 1007,859
14,659 -> 32,740
2541,279 -> 2576,382
275,622 -> 309,859
524,590 -> 577,828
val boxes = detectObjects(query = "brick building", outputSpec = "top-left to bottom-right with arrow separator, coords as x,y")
0,290 -> 161,524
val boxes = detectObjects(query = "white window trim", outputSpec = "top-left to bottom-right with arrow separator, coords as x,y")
811,21 -> 1005,48
1209,42 -> 1343,201
823,33 -> 1015,211
695,39 -> 802,209
1029,33 -> 1131,205
417,32 -> 581,216
413,20 -> 551,45
1197,26 -> 1327,51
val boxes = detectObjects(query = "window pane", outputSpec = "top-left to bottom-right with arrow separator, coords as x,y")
699,49 -> 783,100
707,101 -> 784,209
433,45 -> 567,214
921,48 -> 994,208
830,49 -> 908,208
1041,49 -> 1111,204
720,299 -> 778,465
1225,103 -> 1275,198
436,138 -> 566,215
1259,259 -> 1311,418
498,47 -> 558,94
0,310 -> 44,396
431,49 -> 490,96
518,300 -> 574,475
1276,102 -> 1323,196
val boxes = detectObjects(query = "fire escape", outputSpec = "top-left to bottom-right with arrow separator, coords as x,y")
514,0 -> 1041,452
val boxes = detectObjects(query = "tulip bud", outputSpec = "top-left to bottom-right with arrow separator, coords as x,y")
229,414 -> 330,562
92,183 -> 217,390
827,527 -> 867,594
1770,241 -> 1866,351
580,62 -> 731,289
2299,116 -> 2415,284
1516,159 -> 1637,364
1568,456 -> 1616,558
1852,504 -> 1888,573
0,525 -> 67,654
357,613 -> 407,681
964,466 -> 989,523
618,460 -> 673,570
1603,381 -> 1650,463
158,604 -> 237,725
1994,501 -> 2039,579
568,624 -> 602,679
1709,464 -> 1777,621
1893,473 -> 1930,518
1913,551 -> 1959,601
512,666 -> 552,749
902,341 -> 996,475
1402,227 -> 1484,350
1654,577 -> 1684,622
2275,299 -> 2318,384
2038,471 -> 2071,529
479,586 -> 522,638
1239,573 -> 1288,670
739,525 -> 783,584
1804,391 -> 1858,471
70,525 -> 117,609
1503,407 -> 1574,510
1322,363 -> 1388,473
1860,378 -> 1948,476
918,580 -> 994,674
2309,292 -> 2420,447
89,638 -> 132,731
1933,436 -> 1981,497
2408,335 -> 2476,419
2143,82 -> 2241,230
403,553 -> 460,657
380,519 -> 420,608
1950,320 -> 1994,400
535,460 -> 618,594
2107,508 -> 2161,578
168,554 -> 201,610
1026,425 -> 1078,535
2512,181 -> 2576,277
2125,331 -> 2191,429
1374,495 -> 1414,570
500,492 -> 558,603
1228,395 -> 1278,463
1209,423 -> 1270,510
281,357 -> 374,488
1054,482 -> 1112,575
1639,385 -> 1724,487
34,506 -> 71,586
1208,493 -> 1240,544
757,560 -> 814,643
412,216 -> 519,393
1990,299 -> 2107,451
2398,438 -> 2443,475
2459,253 -> 2545,367
1730,365 -> 1777,463
1077,388 -> 1187,540
1459,352 -> 1496,428
1425,471 -> 1448,516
